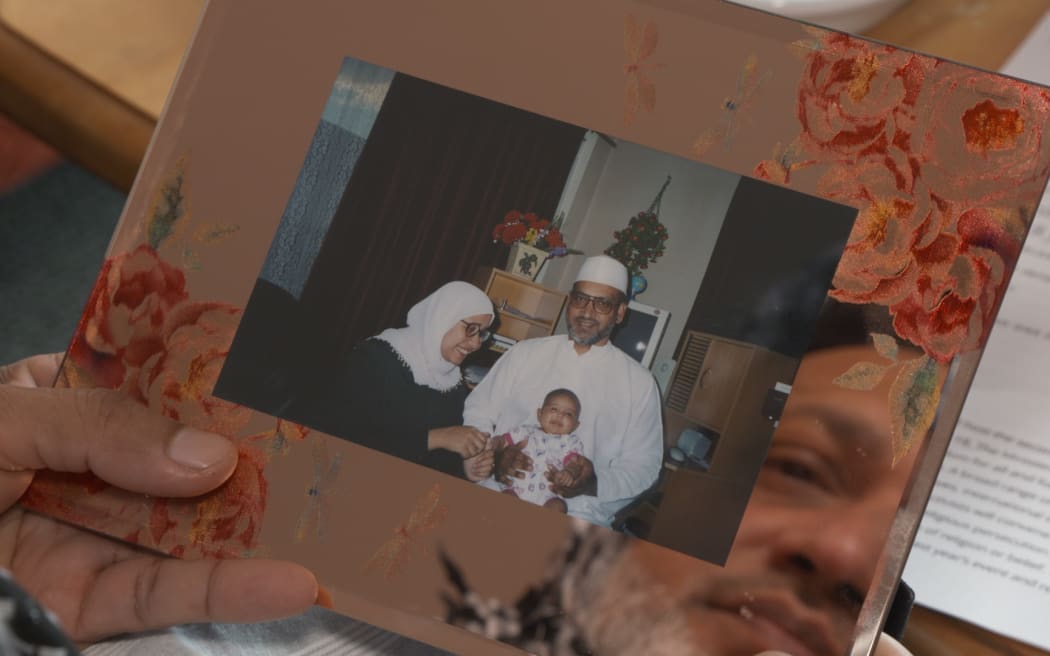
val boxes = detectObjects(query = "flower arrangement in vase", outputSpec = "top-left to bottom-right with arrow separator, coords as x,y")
493,210 -> 581,280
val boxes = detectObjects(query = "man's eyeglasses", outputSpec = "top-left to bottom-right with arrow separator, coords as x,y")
568,291 -> 620,315
460,321 -> 492,341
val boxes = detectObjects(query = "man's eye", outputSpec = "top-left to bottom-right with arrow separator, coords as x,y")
769,458 -> 818,483
758,449 -> 838,499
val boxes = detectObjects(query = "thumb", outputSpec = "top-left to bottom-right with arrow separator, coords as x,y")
0,385 -> 238,505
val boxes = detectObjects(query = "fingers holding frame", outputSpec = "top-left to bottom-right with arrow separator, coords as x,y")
0,382 -> 239,503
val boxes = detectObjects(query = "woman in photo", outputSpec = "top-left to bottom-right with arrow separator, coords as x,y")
307,281 -> 496,480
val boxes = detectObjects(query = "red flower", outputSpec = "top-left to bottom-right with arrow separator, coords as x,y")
70,245 -> 189,388
794,30 -> 1048,364
827,165 -> 950,307
502,223 -> 528,244
963,100 -> 1024,154
148,445 -> 269,558
888,206 -> 1022,362
134,302 -> 252,435
36,276 -> 264,557
798,33 -> 930,164
916,68 -> 1050,205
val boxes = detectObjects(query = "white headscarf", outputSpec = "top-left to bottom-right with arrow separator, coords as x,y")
375,281 -> 493,392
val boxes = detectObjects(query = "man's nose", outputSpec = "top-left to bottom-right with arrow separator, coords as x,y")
772,495 -> 897,609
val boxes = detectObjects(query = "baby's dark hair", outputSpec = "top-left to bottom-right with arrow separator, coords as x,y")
543,388 -> 581,415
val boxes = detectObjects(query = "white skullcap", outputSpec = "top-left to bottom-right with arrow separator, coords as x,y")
574,255 -> 628,295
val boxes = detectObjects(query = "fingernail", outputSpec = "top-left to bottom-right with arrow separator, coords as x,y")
315,585 -> 335,609
167,427 -> 233,470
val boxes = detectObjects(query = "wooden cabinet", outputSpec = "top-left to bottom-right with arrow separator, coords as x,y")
473,267 -> 568,343
663,331 -> 795,461
675,338 -> 753,432
645,330 -> 799,562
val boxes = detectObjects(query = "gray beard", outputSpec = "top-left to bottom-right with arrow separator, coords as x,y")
568,319 -> 615,346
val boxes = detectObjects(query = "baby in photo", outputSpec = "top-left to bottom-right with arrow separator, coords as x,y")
493,388 -> 585,513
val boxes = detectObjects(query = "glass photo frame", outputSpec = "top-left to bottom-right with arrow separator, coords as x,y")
22,1 -> 1050,654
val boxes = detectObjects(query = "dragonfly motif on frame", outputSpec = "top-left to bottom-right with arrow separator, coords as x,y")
267,418 -> 311,459
364,483 -> 448,580
623,14 -> 663,127
294,437 -> 344,543
694,53 -> 773,154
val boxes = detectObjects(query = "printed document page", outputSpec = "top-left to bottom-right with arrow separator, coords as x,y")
903,11 -> 1050,649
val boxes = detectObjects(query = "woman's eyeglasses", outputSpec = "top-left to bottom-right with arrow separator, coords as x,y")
460,321 -> 492,341
568,291 -> 620,315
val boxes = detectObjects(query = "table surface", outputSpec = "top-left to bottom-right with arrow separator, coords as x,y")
2,0 -> 1049,654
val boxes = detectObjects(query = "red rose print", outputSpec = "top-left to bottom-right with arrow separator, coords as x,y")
963,99 -> 1024,154
80,244 -> 189,367
134,302 -> 251,436
916,68 -> 1050,205
889,206 -> 1022,362
824,165 -> 950,307
149,445 -> 269,557
797,33 -> 931,164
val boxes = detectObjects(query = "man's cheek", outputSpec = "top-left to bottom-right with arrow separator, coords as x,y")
729,504 -> 788,550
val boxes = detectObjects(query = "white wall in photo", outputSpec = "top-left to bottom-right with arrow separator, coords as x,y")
544,135 -> 740,369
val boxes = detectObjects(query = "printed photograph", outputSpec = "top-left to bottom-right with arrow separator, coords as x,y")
212,55 -> 859,563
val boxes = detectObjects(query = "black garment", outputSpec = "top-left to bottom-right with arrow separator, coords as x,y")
306,339 -> 468,478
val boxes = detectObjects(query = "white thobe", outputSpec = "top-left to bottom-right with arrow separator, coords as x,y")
464,335 -> 664,526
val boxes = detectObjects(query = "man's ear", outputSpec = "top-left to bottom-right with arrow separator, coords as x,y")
615,300 -> 628,325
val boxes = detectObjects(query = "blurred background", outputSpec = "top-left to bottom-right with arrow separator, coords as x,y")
0,0 -> 201,362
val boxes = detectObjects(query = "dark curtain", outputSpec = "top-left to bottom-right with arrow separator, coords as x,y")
679,176 -> 857,358
297,73 -> 584,362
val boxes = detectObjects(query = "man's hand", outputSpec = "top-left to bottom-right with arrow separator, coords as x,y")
0,354 -> 319,643
549,467 -> 575,489
546,453 -> 596,498
493,438 -> 533,485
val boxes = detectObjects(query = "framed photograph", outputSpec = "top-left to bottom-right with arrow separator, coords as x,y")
23,1 -> 1050,654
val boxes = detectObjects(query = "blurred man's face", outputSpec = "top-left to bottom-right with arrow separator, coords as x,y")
594,344 -> 926,656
